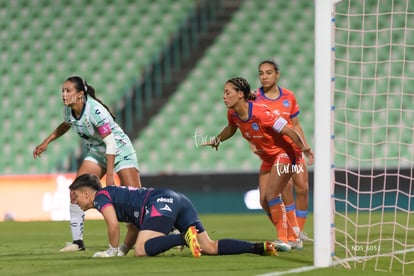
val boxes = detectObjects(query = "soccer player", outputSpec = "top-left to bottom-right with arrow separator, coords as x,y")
254,60 -> 312,249
204,77 -> 313,252
33,76 -> 142,252
69,173 -> 277,258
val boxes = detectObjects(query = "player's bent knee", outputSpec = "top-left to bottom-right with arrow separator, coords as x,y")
134,246 -> 146,257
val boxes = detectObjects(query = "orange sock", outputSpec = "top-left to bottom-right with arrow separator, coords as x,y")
268,197 -> 288,243
285,203 -> 299,241
296,209 -> 308,232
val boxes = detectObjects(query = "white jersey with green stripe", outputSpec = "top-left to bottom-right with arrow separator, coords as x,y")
64,96 -> 132,155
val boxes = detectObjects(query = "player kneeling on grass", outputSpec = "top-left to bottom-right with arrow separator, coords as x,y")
70,174 -> 277,258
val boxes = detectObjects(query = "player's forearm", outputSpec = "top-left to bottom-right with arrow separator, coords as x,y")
123,224 -> 139,249
105,154 -> 115,178
44,122 -> 70,144
107,224 -> 120,248
103,133 -> 116,181
294,124 -> 310,148
283,127 -> 309,152
215,125 -> 237,143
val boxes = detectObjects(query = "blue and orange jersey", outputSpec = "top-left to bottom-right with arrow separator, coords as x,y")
254,86 -> 300,124
227,101 -> 296,163
254,86 -> 301,152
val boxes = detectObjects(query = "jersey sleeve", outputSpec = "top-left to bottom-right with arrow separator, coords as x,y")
258,105 -> 287,133
89,103 -> 112,137
273,117 -> 288,132
93,190 -> 113,212
288,90 -> 300,119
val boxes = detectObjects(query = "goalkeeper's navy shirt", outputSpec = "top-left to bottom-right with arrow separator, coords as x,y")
93,185 -> 203,233
94,185 -> 150,227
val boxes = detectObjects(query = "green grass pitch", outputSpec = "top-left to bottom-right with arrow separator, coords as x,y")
0,213 -> 409,275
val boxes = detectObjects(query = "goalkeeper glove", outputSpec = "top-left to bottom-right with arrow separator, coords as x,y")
117,244 -> 130,256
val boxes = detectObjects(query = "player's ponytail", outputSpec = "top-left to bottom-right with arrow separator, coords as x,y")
66,76 -> 116,120
247,92 -> 257,101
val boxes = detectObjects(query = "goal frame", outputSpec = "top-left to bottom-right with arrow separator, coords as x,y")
313,0 -> 341,268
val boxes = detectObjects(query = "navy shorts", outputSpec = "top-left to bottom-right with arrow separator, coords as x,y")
140,189 -> 205,234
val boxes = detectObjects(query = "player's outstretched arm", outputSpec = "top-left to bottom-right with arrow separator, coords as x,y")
291,117 -> 311,149
202,125 -> 237,151
280,126 -> 314,165
33,122 -> 70,158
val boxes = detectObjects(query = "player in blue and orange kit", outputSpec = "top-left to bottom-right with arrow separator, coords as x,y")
254,60 -> 313,249
33,76 -> 141,252
69,173 -> 277,258
204,77 -> 313,252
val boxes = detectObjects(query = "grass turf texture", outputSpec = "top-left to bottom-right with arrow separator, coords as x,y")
0,214 -> 409,275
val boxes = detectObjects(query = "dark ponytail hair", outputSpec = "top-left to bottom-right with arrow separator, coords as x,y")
226,77 -> 256,101
66,76 -> 116,119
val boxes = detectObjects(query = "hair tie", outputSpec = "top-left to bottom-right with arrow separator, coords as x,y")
83,79 -> 88,93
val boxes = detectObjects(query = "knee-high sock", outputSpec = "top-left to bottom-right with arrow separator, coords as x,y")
268,197 -> 288,243
218,239 -> 264,255
70,203 -> 85,241
144,234 -> 185,256
285,203 -> 299,241
296,209 -> 308,232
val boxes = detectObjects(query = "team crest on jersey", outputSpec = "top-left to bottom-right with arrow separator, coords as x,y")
251,123 -> 259,131
283,99 -> 290,108
83,118 -> 91,128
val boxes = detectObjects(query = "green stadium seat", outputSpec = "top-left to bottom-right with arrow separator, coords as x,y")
0,0 -> 198,174
132,0 -> 319,173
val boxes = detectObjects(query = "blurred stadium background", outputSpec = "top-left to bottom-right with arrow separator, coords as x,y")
0,0 -> 314,175
0,0 -> 315,214
1,0 -> 409,214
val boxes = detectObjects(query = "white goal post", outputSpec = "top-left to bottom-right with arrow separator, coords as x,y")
313,0 -> 337,268
314,0 -> 414,273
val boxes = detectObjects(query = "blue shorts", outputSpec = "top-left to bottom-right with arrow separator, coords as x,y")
140,189 -> 205,234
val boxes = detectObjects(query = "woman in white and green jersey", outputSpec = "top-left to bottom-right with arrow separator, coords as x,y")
33,76 -> 142,252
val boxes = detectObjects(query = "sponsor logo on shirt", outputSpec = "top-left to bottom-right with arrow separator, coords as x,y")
157,197 -> 174,203
273,110 -> 281,116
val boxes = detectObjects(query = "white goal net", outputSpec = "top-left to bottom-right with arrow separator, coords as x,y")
332,0 -> 414,273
